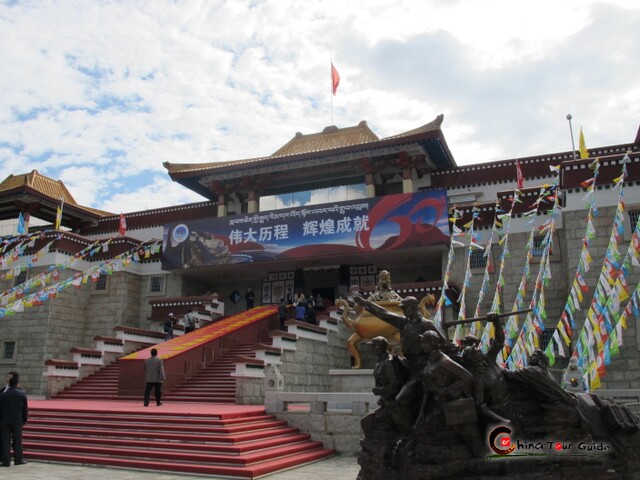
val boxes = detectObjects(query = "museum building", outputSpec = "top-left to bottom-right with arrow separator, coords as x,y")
1,114 -> 640,396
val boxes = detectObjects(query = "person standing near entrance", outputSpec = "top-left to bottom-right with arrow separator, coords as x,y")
0,372 -> 28,467
164,313 -> 176,340
244,287 -> 255,310
278,298 -> 287,330
183,308 -> 196,334
306,302 -> 317,325
144,348 -> 165,407
294,302 -> 307,321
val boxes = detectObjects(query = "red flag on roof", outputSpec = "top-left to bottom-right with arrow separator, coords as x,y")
118,213 -> 127,237
331,61 -> 340,95
515,159 -> 524,190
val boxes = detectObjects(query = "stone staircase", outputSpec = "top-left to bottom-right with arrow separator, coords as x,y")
29,304 -> 362,474
45,325 -> 168,399
164,344 -> 253,403
23,402 -> 333,479
53,362 -> 122,400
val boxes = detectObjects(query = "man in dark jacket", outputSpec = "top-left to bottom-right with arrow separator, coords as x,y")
278,298 -> 287,330
0,372 -> 28,467
0,371 -> 15,464
144,348 -> 166,407
244,288 -> 255,310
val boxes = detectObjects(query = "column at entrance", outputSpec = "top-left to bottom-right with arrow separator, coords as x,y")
247,190 -> 258,213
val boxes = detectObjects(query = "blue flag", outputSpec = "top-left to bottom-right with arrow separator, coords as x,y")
17,212 -> 25,234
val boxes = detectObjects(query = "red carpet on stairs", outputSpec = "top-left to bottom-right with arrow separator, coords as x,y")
122,305 -> 278,360
24,400 -> 334,479
53,363 -> 124,400
165,344 -> 254,403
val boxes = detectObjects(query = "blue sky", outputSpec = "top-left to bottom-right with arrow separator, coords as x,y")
1,0 -> 639,214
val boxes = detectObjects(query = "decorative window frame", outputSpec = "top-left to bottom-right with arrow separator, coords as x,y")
91,274 -> 109,295
470,248 -> 494,274
148,275 -> 166,296
0,340 -> 17,364
13,270 -> 28,288
625,207 -> 640,242
530,232 -> 562,263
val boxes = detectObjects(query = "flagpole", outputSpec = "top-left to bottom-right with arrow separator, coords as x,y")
566,114 -> 577,160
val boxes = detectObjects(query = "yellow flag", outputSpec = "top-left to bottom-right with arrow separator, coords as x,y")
590,368 -> 601,390
55,197 -> 64,230
579,127 -> 589,159
558,323 -> 571,345
618,285 -> 629,303
54,205 -> 62,229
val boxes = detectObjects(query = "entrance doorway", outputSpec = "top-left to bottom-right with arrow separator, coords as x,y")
311,287 -> 335,311
303,268 -> 340,311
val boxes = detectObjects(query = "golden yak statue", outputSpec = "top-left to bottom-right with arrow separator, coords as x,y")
336,270 -> 436,368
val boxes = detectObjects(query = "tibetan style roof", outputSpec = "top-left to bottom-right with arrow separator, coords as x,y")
163,115 -> 454,199
0,170 -> 75,203
0,170 -> 114,227
271,121 -> 379,157
0,170 -> 113,217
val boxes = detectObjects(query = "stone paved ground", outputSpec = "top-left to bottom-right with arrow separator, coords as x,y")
0,455 -> 360,480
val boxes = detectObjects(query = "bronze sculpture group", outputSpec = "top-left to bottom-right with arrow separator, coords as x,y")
350,285 -> 640,480
336,270 -> 434,369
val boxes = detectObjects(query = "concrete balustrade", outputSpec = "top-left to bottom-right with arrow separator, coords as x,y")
265,390 -> 377,455
284,320 -> 329,342
93,335 -> 124,363
44,359 -> 80,398
253,344 -> 282,365
231,356 -> 265,378
269,330 -> 298,351
266,391 -> 377,415
318,315 -> 338,332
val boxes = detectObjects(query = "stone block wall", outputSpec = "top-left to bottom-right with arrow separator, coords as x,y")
235,324 -> 353,405
276,410 -> 364,455
278,326 -> 352,392
86,272 -> 142,336
235,376 -> 264,405
0,268 -> 90,395
1,268 -> 150,396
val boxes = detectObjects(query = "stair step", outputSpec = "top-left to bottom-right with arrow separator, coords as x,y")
29,412 -> 278,426
24,431 -> 313,454
25,424 -> 300,443
25,438 -> 323,464
24,448 -> 334,479
29,418 -> 288,434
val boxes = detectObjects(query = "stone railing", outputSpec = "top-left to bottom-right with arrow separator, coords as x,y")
265,391 -> 377,414
264,390 -> 376,454
253,343 -> 282,365
268,330 -> 298,351
284,320 -> 329,342
43,325 -> 165,398
317,315 -> 338,332
231,356 -> 265,378
597,389 -> 640,413
113,325 -> 166,353
44,359 -> 80,398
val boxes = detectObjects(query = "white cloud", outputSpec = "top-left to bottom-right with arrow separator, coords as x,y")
0,0 -> 638,212
100,176 -> 208,214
